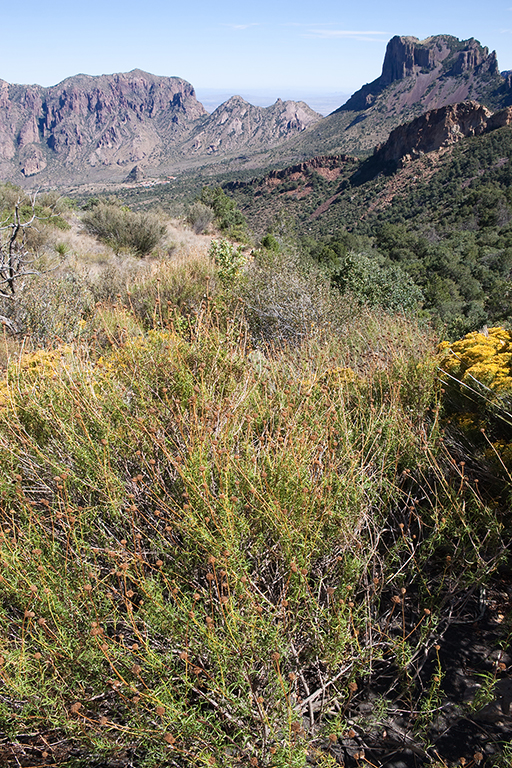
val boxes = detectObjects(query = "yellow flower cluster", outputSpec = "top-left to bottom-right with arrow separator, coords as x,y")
300,366 -> 359,392
0,347 -> 72,408
439,327 -> 512,394
95,330 -> 177,375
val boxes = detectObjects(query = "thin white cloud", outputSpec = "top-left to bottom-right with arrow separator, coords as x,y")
223,23 -> 260,31
304,29 -> 386,39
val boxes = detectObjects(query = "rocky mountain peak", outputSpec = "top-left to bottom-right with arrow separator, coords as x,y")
340,35 -> 502,113
380,35 -> 497,86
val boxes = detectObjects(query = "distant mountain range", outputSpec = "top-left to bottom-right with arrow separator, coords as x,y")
1,33 -> 511,188
0,71 -> 320,186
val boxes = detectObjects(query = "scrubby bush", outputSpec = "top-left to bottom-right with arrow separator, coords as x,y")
260,233 -> 280,252
82,202 -> 166,256
187,200 -> 214,234
241,247 -> 342,345
14,272 -> 94,343
209,238 -> 246,285
0,295 -> 506,767
332,250 -> 424,314
0,203 -> 510,766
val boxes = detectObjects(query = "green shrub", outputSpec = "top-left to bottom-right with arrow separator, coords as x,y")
209,238 -> 246,285
260,233 -> 280,252
82,203 -> 166,256
332,250 -> 424,314
199,186 -> 248,239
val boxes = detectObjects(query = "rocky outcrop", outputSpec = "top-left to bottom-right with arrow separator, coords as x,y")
380,35 -> 498,84
182,96 -> 320,156
373,101 -> 512,166
225,155 -> 357,192
487,106 -> 512,131
125,164 -> 145,182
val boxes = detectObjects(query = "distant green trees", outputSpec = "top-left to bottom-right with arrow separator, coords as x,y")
226,124 -> 512,336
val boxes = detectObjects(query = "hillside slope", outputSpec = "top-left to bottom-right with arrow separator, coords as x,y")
226,110 -> 512,335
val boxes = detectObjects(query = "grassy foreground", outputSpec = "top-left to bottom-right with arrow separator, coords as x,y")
0,244 -> 509,767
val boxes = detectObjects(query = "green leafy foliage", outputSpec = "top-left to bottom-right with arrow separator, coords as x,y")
199,186 -> 248,240
209,238 -> 246,284
330,251 -> 424,314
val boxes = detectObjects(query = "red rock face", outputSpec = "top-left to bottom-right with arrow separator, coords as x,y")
0,70 -> 209,180
373,101 -> 512,165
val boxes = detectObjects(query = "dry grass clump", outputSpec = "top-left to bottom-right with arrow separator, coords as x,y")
0,278 -> 505,766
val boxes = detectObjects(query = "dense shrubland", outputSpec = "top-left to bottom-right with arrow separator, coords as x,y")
0,184 -> 510,766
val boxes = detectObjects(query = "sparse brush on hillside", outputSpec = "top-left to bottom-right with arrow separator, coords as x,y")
199,186 -> 249,242
0,185 -> 75,336
0,234 -> 510,767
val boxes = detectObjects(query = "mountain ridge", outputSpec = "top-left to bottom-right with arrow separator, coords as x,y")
0,69 -> 320,185
2,34 -> 512,187
281,34 -> 512,162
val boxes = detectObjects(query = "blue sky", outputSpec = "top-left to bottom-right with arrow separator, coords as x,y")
3,0 -> 512,102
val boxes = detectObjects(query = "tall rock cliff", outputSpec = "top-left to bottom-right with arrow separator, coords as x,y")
340,35 -> 502,113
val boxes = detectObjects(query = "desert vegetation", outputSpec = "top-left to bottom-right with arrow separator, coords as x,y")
0,182 -> 510,768
215,126 -> 512,339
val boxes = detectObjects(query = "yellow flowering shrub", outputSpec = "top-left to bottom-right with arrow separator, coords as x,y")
439,327 -> 512,394
439,327 -> 512,475
0,347 -> 74,409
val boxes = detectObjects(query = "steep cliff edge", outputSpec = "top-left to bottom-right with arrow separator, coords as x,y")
340,35 -> 501,113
